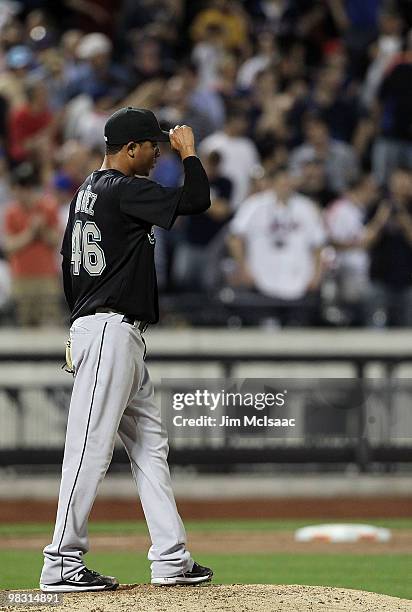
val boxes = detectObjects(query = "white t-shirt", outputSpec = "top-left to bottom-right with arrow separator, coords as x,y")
230,190 -> 325,299
191,42 -> 223,89
325,197 -> 368,274
199,131 -> 260,208
237,55 -> 271,89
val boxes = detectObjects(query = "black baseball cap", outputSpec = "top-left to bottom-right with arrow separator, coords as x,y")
104,107 -> 170,145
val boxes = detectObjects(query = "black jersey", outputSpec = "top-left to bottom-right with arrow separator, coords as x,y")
61,169 -> 182,323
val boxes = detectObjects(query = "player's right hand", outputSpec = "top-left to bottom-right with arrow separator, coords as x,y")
169,125 -> 195,157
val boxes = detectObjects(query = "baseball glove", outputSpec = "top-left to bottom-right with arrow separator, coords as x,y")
62,337 -> 74,375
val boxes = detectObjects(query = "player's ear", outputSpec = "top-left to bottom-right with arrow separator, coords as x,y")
126,142 -> 137,158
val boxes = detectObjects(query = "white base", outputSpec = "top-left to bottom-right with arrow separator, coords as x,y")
295,523 -> 392,543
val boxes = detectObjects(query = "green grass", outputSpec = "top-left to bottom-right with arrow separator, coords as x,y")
0,551 -> 411,600
1,517 -> 412,537
1,519 -> 411,599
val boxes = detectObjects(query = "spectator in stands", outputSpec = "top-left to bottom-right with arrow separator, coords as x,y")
237,29 -> 279,91
63,88 -> 112,152
159,74 -> 215,144
365,167 -> 412,327
0,0 -> 411,328
190,0 -> 250,54
214,52 -> 247,105
31,48 -> 69,112
191,23 -> 227,90
179,63 -> 226,131
128,34 -> 175,89
3,163 -> 61,326
251,68 -> 302,160
289,114 -> 360,194
372,28 -> 412,185
0,45 -> 34,110
328,0 -> 381,78
361,7 -> 403,110
8,75 -> 55,167
173,150 -> 232,290
64,32 -> 130,102
200,108 -> 261,208
304,61 -> 359,143
60,29 -> 83,72
51,173 -> 73,238
246,0 -> 319,39
227,167 -> 325,325
0,12 -> 24,50
116,0 -> 183,59
52,140 -> 91,195
297,159 -> 337,209
325,175 -> 379,324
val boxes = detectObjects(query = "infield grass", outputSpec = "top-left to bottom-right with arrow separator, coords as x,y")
1,520 -> 411,598
0,550 -> 411,600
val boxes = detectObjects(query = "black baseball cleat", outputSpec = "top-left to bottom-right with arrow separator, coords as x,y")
151,561 -> 213,585
40,567 -> 119,593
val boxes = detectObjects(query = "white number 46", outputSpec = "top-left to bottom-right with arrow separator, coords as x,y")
71,220 -> 106,276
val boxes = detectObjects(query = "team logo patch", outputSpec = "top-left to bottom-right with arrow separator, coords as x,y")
147,229 -> 156,245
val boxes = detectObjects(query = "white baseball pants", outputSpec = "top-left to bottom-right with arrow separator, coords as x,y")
41,312 -> 192,584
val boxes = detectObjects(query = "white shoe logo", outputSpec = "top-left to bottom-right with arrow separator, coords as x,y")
71,572 -> 84,582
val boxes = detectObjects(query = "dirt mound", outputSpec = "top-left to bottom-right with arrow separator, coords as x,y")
1,584 -> 412,612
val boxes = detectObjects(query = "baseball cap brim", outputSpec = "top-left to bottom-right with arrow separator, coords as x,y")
105,129 -> 170,145
157,130 -> 171,142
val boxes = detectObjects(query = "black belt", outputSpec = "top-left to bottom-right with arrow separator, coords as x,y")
122,314 -> 148,332
95,308 -> 148,332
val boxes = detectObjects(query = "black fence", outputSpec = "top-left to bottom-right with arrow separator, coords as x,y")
0,350 -> 412,473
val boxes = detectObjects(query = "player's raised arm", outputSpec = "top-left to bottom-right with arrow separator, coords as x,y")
169,125 -> 211,215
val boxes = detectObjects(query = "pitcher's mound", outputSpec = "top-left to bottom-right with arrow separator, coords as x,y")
1,584 -> 412,612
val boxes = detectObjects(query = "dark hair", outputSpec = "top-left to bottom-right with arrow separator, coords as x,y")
105,143 -> 124,155
346,173 -> 369,191
208,150 -> 222,166
265,165 -> 289,181
303,111 -> 328,128
179,61 -> 198,77
302,157 -> 324,167
12,162 -> 39,187
224,112 -> 248,130
273,164 -> 289,175
390,165 -> 411,176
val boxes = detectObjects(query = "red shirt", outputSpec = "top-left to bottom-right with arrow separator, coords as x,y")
5,196 -> 59,277
8,104 -> 53,163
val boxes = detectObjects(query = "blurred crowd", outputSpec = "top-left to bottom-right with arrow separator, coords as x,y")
1,0 -> 412,328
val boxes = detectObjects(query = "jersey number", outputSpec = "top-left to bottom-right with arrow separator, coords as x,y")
71,220 -> 106,276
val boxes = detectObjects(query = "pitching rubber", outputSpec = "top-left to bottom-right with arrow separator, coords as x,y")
151,574 -> 213,586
